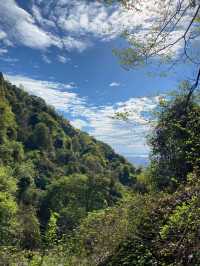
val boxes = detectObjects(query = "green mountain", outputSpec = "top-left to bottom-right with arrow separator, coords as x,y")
0,73 -> 138,186
0,73 -> 138,242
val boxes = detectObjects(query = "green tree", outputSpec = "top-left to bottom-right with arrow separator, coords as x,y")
16,161 -> 36,203
18,206 -> 41,250
0,167 -> 18,245
149,94 -> 200,190
44,212 -> 59,249
32,123 -> 52,150
0,99 -> 16,143
42,174 -> 121,235
74,206 -> 129,265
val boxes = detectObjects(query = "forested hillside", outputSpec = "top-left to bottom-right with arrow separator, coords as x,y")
0,73 -> 140,263
0,72 -> 200,265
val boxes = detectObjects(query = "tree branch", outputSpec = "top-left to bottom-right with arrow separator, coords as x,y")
185,65 -> 200,105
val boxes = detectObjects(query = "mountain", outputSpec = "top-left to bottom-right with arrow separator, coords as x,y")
127,156 -> 149,167
0,72 -> 139,242
0,73 -> 137,184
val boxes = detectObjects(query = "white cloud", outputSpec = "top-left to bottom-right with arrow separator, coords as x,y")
6,74 -> 159,159
58,55 -> 71,64
81,97 -> 159,158
45,0 -> 191,54
5,75 -> 79,107
53,0 -> 135,40
42,54 -> 51,64
0,48 -> 8,55
2,57 -> 18,63
0,0 -> 60,50
63,36 -> 90,52
65,82 -> 76,89
0,0 -> 191,54
71,119 -> 89,130
110,82 -> 120,87
0,30 -> 7,40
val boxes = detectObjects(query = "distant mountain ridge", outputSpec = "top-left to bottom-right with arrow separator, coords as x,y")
127,156 -> 149,166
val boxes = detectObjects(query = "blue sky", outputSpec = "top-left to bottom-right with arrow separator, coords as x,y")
0,0 -> 194,164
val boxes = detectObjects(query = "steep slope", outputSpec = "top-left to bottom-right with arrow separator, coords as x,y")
0,73 -> 137,185
0,73 -> 138,240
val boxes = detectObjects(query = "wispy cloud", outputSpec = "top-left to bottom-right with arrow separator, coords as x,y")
0,48 -> 8,55
63,36 -> 90,52
71,119 -> 89,130
109,82 -> 120,87
42,54 -> 51,64
0,30 -> 7,40
6,74 -> 159,159
1,57 -> 18,63
57,55 -> 71,64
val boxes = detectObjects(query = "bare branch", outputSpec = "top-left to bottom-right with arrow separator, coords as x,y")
185,65 -> 200,105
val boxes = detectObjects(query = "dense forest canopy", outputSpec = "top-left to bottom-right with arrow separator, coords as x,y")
0,72 -> 139,236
